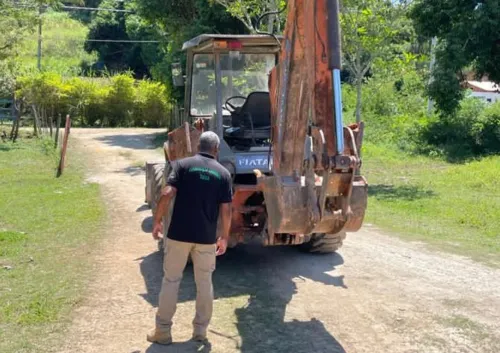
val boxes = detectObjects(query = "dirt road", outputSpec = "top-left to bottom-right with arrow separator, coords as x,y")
58,128 -> 500,353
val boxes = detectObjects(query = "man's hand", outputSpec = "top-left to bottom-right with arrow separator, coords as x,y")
216,237 -> 227,256
152,221 -> 163,240
152,185 -> 176,241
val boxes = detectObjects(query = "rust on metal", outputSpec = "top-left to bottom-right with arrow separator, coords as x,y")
262,0 -> 368,240
165,124 -> 201,161
343,175 -> 368,232
159,0 -> 368,249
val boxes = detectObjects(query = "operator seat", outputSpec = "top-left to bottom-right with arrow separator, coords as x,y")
231,91 -> 271,129
224,91 -> 272,147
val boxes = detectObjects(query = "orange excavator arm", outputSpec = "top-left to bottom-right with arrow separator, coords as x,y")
262,0 -> 368,240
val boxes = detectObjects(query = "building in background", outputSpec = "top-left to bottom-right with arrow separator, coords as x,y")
466,80 -> 500,103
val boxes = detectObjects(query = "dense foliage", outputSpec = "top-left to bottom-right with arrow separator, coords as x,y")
18,11 -> 97,75
410,0 -> 500,115
0,0 -> 37,96
210,0 -> 286,33
0,0 -> 498,157
0,0 -> 37,61
135,0 -> 248,100
341,0 -> 414,122
343,68 -> 500,160
417,99 -> 500,159
17,72 -> 173,127
83,0 -> 162,78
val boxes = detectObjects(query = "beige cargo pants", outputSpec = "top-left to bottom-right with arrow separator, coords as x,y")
156,238 -> 216,336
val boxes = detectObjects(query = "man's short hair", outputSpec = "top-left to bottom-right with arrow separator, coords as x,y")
199,131 -> 220,153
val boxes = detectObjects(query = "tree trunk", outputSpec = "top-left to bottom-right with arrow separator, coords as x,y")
9,117 -> 16,140
49,107 -> 54,137
55,114 -> 61,148
32,105 -> 39,137
13,117 -> 20,143
43,107 -> 48,135
355,77 -> 362,123
10,100 -> 19,142
41,107 -> 46,135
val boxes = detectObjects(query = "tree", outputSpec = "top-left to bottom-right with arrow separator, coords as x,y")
84,0 -> 161,78
66,0 -> 102,24
410,0 -> 500,115
135,0 -> 248,101
340,0 -> 411,122
210,0 -> 286,33
0,0 -> 38,95
0,0 -> 38,61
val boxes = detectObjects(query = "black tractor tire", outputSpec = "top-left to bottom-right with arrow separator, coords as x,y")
300,232 -> 347,254
151,163 -> 165,214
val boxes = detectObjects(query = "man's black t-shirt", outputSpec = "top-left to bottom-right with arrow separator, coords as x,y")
166,153 -> 232,245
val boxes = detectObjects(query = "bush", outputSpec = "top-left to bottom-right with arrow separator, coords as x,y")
17,72 -> 68,129
16,72 -> 173,127
65,78 -> 100,126
472,102 -> 500,154
345,71 -> 427,147
134,80 -> 172,127
417,98 -> 500,159
343,71 -> 498,159
105,74 -> 136,127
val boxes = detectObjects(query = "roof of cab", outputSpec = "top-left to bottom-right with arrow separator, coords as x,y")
182,34 -> 283,51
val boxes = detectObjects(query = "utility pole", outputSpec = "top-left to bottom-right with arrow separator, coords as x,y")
37,5 -> 42,71
427,37 -> 437,115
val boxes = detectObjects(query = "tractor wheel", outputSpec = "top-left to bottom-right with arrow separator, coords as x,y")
300,232 -> 347,254
151,163 -> 165,214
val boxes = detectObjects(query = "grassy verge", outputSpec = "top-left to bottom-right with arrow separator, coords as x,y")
363,142 -> 500,265
0,135 -> 104,352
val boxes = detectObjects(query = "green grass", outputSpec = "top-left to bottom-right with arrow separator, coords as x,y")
363,142 -> 500,265
0,136 -> 104,352
16,11 -> 97,75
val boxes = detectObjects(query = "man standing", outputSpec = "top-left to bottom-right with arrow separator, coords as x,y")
147,131 -> 232,345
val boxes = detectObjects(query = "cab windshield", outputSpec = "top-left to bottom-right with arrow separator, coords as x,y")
190,52 -> 275,116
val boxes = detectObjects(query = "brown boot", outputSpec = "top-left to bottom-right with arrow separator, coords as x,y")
147,329 -> 172,345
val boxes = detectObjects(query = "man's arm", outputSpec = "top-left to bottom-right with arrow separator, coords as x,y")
219,202 -> 232,240
216,202 -> 232,256
153,161 -> 181,240
216,170 -> 233,256
152,185 -> 177,240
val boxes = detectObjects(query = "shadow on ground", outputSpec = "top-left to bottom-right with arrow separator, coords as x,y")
117,166 -> 146,177
0,143 -> 19,152
138,242 -> 347,353
96,132 -> 166,150
370,184 -> 436,201
144,340 -> 212,353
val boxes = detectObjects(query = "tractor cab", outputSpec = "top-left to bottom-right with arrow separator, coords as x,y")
175,34 -> 282,152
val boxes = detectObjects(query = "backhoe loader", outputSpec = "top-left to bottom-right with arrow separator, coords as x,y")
145,0 -> 368,253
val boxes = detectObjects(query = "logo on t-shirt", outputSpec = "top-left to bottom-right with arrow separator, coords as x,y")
188,167 -> 221,181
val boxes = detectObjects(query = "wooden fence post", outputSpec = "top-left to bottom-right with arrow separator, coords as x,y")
56,115 -> 71,178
